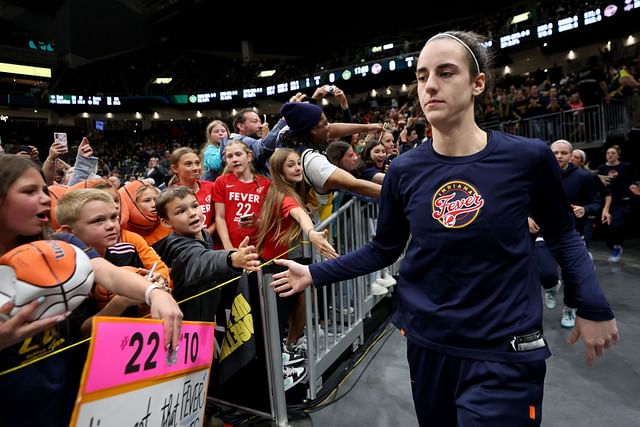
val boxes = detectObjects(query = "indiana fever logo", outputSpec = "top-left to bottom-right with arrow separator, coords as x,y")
432,180 -> 484,228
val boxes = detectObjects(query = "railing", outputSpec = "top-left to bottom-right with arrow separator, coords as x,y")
499,100 -> 631,146
256,197 -> 402,426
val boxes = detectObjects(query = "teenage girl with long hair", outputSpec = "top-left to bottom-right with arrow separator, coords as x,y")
361,139 -> 387,184
255,149 -> 336,373
256,148 -> 337,261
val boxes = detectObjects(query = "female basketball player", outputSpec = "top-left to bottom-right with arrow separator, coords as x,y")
270,31 -> 618,426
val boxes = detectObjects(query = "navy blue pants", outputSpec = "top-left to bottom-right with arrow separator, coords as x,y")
407,341 -> 546,426
534,239 -> 559,290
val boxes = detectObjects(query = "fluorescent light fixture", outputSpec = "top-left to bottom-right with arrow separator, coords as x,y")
153,77 -> 172,84
383,43 -> 394,50
0,62 -> 51,78
511,12 -> 530,25
258,69 -> 276,78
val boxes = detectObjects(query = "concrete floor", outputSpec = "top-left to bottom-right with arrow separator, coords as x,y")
305,239 -> 640,427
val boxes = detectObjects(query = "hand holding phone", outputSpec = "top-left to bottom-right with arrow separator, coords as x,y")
238,213 -> 255,228
239,213 -> 254,222
54,132 -> 68,150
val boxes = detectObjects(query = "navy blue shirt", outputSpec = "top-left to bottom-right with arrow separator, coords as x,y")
310,131 -> 613,362
560,164 -> 599,233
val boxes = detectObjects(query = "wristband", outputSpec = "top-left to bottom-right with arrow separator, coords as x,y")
144,283 -> 163,306
226,251 -> 237,269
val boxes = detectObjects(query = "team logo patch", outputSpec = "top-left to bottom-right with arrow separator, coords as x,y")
432,180 -> 484,228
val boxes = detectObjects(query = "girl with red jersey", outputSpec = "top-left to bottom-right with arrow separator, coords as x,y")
213,140 -> 270,249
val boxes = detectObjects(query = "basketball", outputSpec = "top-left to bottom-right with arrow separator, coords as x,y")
0,240 -> 94,320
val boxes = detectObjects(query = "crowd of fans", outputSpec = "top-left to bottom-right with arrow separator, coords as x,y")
45,1 -> 627,98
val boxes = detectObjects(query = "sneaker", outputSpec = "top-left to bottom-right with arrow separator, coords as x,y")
282,344 -> 305,366
376,269 -> 397,288
284,366 -> 307,391
543,281 -> 560,310
370,282 -> 389,296
608,245 -> 623,263
376,275 -> 396,288
561,307 -> 577,328
287,338 -> 307,360
544,288 -> 557,310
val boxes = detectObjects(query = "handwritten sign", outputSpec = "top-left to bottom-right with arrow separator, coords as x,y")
71,317 -> 214,427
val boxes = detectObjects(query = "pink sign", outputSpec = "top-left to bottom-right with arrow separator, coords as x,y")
83,317 -> 214,394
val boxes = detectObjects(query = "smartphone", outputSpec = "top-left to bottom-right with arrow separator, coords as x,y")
54,132 -> 68,150
20,144 -> 30,153
239,213 -> 255,222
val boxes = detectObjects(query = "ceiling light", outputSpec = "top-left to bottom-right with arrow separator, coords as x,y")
153,77 -> 172,84
511,12 -> 530,25
258,70 -> 276,78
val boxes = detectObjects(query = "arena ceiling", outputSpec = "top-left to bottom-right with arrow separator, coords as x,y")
0,0 -> 526,59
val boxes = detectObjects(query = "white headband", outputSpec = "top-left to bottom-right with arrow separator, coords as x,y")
427,33 -> 480,74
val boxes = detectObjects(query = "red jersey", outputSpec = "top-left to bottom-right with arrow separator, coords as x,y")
212,173 -> 270,247
261,195 -> 299,261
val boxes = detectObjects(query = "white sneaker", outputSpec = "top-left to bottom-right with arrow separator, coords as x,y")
370,282 -> 389,296
376,274 -> 396,288
561,307 -> 577,328
543,281 -> 560,310
376,269 -> 396,288
284,366 -> 307,391
282,344 -> 305,366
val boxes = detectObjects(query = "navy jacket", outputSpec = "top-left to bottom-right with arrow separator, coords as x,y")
560,163 -> 599,232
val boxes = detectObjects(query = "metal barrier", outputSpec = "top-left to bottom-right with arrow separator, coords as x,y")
501,100 -> 630,146
304,198 -> 401,399
256,196 -> 402,426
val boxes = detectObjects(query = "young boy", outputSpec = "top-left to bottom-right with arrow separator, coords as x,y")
153,186 -> 260,321
56,188 -> 169,334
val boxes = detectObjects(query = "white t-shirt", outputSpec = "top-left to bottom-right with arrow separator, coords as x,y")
302,149 -> 337,205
